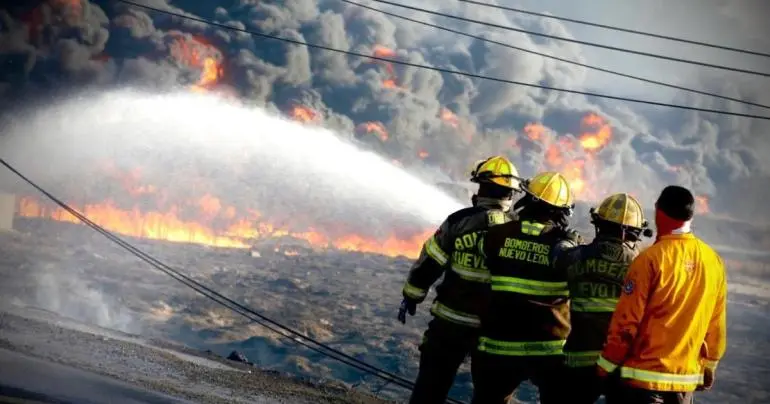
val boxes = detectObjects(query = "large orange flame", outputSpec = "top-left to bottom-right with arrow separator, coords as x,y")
16,193 -> 431,258
370,45 -> 403,90
524,123 -> 546,141
579,113 -> 613,151
170,35 -> 223,93
523,114 -> 614,201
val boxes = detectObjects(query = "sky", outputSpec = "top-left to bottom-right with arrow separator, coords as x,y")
0,0 -> 769,225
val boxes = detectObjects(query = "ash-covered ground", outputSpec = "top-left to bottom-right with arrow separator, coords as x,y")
1,218 -> 769,403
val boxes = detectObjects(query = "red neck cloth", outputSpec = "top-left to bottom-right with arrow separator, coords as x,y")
655,208 -> 691,242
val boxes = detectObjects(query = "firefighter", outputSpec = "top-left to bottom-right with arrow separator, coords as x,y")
398,155 -> 523,404
470,171 -> 583,404
597,185 -> 727,404
557,193 -> 653,403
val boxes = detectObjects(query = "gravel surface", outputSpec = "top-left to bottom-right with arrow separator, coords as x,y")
0,305 -> 391,404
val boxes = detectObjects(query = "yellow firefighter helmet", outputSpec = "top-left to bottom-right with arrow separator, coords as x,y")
591,193 -> 648,229
522,171 -> 574,209
469,156 -> 521,190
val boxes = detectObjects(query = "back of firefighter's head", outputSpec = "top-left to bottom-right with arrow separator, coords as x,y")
655,185 -> 696,222
590,193 -> 653,242
469,156 -> 521,211
514,171 -> 575,227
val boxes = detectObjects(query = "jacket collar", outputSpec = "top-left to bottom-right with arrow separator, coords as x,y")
474,196 -> 510,211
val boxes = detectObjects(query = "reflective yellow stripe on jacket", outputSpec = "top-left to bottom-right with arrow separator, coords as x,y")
425,236 -> 449,266
402,282 -> 427,300
451,263 -> 490,283
491,276 -> 569,297
430,301 -> 480,328
478,337 -> 565,356
521,221 -> 545,236
597,355 -> 704,391
571,297 -> 618,313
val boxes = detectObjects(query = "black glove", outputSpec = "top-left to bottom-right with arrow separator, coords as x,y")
398,299 -> 417,324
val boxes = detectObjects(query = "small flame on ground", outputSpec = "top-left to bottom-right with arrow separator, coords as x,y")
440,108 -> 460,128
695,195 -> 710,214
358,122 -> 389,141
418,150 -> 430,159
289,105 -> 318,123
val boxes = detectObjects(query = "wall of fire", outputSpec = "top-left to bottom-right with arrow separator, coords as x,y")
0,193 -> 15,231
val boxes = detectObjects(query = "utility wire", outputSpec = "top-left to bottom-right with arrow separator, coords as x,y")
0,158 -> 466,404
114,0 -> 770,121
454,0 -> 770,59
341,0 -> 770,110
364,0 -> 770,78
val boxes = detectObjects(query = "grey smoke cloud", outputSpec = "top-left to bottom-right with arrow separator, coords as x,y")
1,0 -> 769,226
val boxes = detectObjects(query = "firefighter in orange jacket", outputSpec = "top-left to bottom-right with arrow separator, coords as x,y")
597,185 -> 727,404
471,172 -> 583,404
558,193 -> 653,404
398,156 -> 523,404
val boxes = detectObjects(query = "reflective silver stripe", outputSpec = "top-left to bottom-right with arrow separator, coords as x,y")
596,355 -> 618,373
451,264 -> 490,282
425,236 -> 448,266
430,301 -> 480,327
491,276 -> 569,296
564,350 -> 602,367
403,283 -> 427,300
571,297 -> 618,313
620,367 -> 704,386
478,337 -> 565,356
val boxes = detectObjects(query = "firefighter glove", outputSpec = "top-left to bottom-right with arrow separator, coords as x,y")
398,299 -> 417,324
697,367 -> 716,391
566,229 -> 584,245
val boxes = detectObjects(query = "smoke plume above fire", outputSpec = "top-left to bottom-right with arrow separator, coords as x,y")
1,0 -> 769,231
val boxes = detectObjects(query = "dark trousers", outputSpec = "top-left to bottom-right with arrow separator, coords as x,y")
607,383 -> 694,404
556,365 -> 604,404
408,318 -> 479,404
470,352 -> 564,404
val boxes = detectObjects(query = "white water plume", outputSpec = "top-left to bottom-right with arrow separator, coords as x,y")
0,89 -> 464,237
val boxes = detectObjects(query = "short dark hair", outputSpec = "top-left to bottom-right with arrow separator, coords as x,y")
656,185 -> 695,221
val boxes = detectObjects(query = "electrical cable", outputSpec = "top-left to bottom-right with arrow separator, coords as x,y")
0,158 -> 466,404
341,0 -> 770,110
364,0 -> 770,78
453,0 -> 770,59
113,0 -> 770,121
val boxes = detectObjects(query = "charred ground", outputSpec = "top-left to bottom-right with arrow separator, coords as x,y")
0,218 -> 769,403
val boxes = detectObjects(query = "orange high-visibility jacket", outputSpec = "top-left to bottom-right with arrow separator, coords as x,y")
597,233 -> 727,392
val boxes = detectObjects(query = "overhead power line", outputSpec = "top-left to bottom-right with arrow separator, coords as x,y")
341,0 -> 770,110
0,158 -> 465,404
365,0 -> 770,78
116,0 -> 770,121
454,0 -> 770,59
